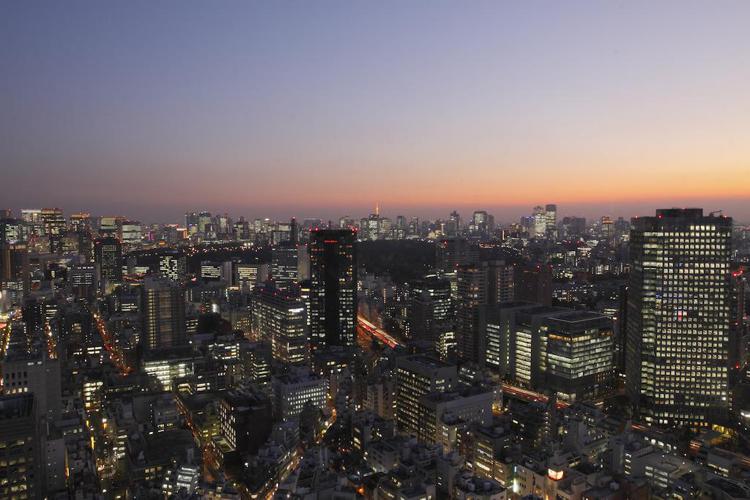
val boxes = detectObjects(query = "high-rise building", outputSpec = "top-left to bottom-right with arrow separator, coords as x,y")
456,261 -> 514,365
121,220 -> 142,246
436,238 -> 478,273
98,215 -> 125,237
158,250 -> 186,281
0,242 -> 29,302
469,211 -> 494,238
141,277 -> 187,351
545,204 -> 557,239
69,263 -> 97,302
271,242 -> 299,290
0,216 -> 25,243
0,394 -> 38,498
40,208 -> 65,253
561,216 -> 586,240
514,264 -> 552,306
252,285 -> 309,365
485,303 -> 615,403
532,206 -> 546,238
543,310 -> 614,402
309,228 -> 357,347
69,212 -> 92,233
218,388 -> 273,454
408,276 -> 453,343
395,355 -> 457,436
94,236 -> 123,285
626,208 -> 733,427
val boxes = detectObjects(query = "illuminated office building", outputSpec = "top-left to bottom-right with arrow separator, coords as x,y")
98,215 -> 125,237
395,355 -> 457,436
272,370 -> 328,420
309,228 -> 357,347
532,205 -> 546,238
158,250 -> 186,281
408,276 -> 453,343
543,311 -> 614,402
252,285 -> 309,365
484,303 -> 613,401
121,220 -> 142,246
69,212 -> 91,233
626,208 -> 733,426
469,210 -> 494,238
41,208 -> 65,253
0,217 -> 25,243
545,204 -> 557,239
271,242 -> 299,290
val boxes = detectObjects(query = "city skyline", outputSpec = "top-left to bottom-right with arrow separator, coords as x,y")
3,1 -> 750,221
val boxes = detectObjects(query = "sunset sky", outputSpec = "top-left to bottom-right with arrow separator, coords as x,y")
2,1 -> 749,223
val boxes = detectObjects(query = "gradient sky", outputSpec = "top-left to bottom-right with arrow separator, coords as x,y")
2,1 -> 749,223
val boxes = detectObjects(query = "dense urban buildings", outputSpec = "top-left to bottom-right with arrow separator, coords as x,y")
0,203 -> 748,498
3,3 -> 750,496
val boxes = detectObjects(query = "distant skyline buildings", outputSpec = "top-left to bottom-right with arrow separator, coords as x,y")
3,199 -> 750,228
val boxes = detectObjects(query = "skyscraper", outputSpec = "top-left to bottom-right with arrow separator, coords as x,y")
545,204 -> 557,239
0,242 -> 29,302
408,276 -> 453,343
456,260 -> 514,365
252,285 -> 309,365
532,205 -> 546,238
141,277 -> 187,351
626,208 -> 733,427
94,236 -> 123,286
41,208 -> 65,253
309,228 -> 357,347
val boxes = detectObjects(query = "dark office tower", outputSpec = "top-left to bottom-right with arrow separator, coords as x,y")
627,208 -> 733,427
456,261 -> 514,365
514,264 -> 552,306
0,394 -> 37,498
730,268 -> 747,375
436,238 -> 478,272
94,236 -> 123,286
309,228 -> 357,347
0,242 -> 30,302
141,277 -> 187,351
409,276 -> 453,343
561,216 -> 587,240
615,284 -> 628,377
69,263 -> 97,302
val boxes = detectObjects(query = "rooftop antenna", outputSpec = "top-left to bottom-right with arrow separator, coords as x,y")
375,202 -> 380,217
709,210 -> 723,217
